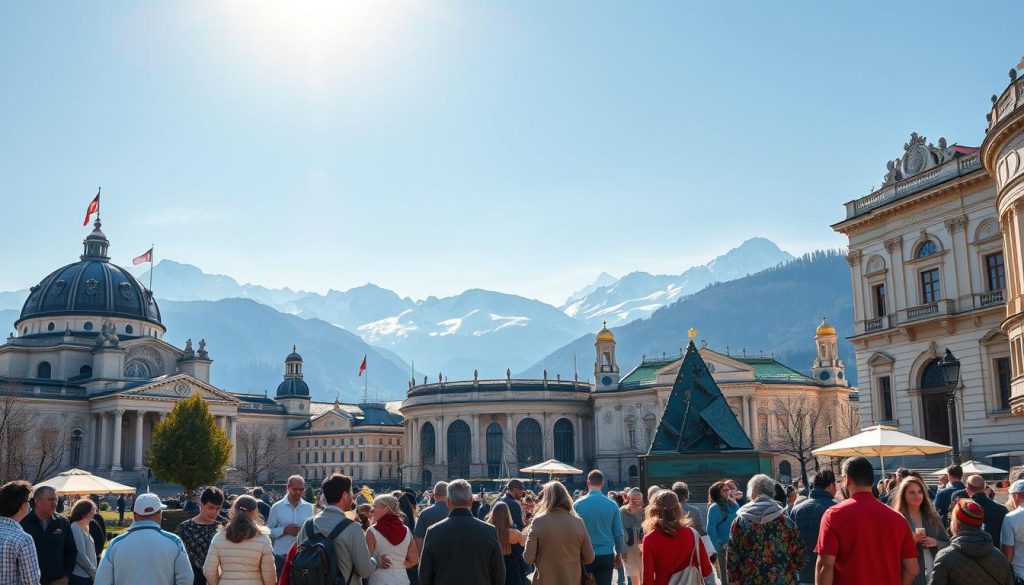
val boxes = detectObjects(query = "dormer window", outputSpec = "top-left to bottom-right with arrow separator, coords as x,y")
916,240 -> 938,259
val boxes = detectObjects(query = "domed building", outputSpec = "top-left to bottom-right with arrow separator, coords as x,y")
0,221 -> 402,487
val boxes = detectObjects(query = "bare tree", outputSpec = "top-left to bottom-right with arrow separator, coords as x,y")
0,380 -> 68,483
770,397 -> 827,488
233,423 -> 289,486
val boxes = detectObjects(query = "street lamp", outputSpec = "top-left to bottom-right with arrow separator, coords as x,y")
938,349 -> 962,464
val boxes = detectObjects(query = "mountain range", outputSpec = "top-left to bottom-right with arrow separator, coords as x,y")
523,250 -> 856,385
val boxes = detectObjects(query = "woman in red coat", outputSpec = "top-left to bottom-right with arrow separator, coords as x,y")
641,490 -> 713,585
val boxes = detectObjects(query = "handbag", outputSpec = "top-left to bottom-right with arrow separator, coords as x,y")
581,561 -> 597,585
667,527 -> 705,585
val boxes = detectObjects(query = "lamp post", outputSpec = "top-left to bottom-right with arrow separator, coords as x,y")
938,349 -> 962,464
826,423 -> 834,474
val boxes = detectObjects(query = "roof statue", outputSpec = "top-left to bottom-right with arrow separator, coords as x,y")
649,340 -> 753,453
881,132 -> 972,187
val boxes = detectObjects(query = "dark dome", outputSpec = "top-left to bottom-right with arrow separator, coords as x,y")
18,223 -> 161,327
276,378 -> 310,398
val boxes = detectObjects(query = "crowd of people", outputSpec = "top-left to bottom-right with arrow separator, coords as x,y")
2,458 -> 1024,584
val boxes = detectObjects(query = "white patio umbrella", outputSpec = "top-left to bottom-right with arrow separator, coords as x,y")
35,468 -> 136,496
812,424 -> 951,476
519,459 -> 584,479
929,460 -> 1007,476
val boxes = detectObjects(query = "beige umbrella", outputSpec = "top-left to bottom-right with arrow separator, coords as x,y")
35,468 -> 136,496
929,460 -> 1007,476
519,459 -> 584,479
812,424 -> 951,476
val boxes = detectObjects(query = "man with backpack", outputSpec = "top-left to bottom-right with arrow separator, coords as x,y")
292,473 -> 390,585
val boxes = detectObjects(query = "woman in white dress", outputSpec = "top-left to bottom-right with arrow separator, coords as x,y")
366,494 -> 419,585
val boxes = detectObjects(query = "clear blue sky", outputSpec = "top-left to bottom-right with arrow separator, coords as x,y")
2,1 -> 1020,304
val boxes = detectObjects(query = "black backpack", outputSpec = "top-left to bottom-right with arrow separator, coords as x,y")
289,517 -> 355,585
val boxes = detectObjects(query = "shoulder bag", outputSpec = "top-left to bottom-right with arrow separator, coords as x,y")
667,527 -> 705,585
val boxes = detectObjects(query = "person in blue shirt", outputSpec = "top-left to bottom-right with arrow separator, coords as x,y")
934,464 -> 965,526
572,470 -> 624,585
706,480 -> 740,581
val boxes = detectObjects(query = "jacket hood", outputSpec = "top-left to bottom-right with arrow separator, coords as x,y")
735,495 -> 784,524
952,528 -> 995,558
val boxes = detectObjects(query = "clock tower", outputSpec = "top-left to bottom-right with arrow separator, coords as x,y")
594,322 -> 620,390
811,318 -> 847,387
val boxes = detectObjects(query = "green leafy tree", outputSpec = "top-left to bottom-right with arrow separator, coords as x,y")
149,393 -> 232,499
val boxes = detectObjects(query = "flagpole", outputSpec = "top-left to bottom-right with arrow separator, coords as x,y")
149,244 -> 155,292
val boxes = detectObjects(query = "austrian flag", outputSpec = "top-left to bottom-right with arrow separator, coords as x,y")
132,247 -> 153,265
82,190 -> 100,226
359,355 -> 367,377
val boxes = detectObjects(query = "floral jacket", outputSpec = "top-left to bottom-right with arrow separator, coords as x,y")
725,495 -> 805,585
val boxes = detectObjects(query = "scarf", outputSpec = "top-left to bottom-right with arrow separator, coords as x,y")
374,512 -> 408,546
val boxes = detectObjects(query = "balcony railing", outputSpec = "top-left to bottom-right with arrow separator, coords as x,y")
860,314 -> 897,334
842,152 -> 982,220
899,300 -> 956,324
977,289 -> 1006,307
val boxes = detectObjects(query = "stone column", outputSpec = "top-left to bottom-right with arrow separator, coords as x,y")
228,417 -> 237,465
575,413 -> 584,463
98,413 -> 109,470
470,414 -> 481,465
111,409 -> 125,471
134,410 -> 147,470
86,414 -> 97,469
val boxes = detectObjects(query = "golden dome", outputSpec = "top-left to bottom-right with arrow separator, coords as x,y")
596,321 -> 615,342
816,318 -> 837,336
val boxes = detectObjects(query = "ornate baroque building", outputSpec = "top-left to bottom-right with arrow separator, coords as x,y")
401,322 -> 855,487
0,221 -> 403,487
983,61 -> 1024,415
833,60 -> 1024,463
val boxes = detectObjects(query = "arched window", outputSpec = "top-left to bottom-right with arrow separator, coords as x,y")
628,464 -> 639,482
643,414 -> 657,448
79,365 -> 92,377
420,422 -> 436,465
124,361 -> 150,379
486,423 -> 503,478
916,240 -> 938,259
554,418 -> 574,463
447,420 -> 471,479
920,358 -> 946,389
516,418 -> 543,467
779,460 -> 793,482
69,430 -> 82,467
37,362 -> 51,379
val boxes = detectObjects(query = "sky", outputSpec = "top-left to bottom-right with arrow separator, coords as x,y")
1,1 -> 1020,305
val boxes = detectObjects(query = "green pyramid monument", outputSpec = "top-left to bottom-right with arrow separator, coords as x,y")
639,337 -> 772,493
650,339 -> 753,452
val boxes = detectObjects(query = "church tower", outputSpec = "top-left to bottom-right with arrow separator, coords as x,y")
275,346 -> 311,414
811,318 -> 847,387
594,322 -> 619,390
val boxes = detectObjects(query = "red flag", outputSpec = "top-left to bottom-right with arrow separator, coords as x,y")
358,355 -> 367,377
132,247 -> 153,265
83,190 -> 100,226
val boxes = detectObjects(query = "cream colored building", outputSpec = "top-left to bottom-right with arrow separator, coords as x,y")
0,221 -> 402,488
833,127 -> 1024,463
983,63 -> 1024,416
401,322 -> 855,488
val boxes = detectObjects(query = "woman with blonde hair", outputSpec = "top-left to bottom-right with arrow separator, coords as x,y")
366,494 -> 419,585
523,481 -> 595,584
641,489 -> 713,585
889,475 -> 948,585
485,501 -> 526,585
202,494 -> 276,585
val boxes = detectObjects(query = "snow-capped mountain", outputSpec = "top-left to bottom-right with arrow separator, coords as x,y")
561,238 -> 794,326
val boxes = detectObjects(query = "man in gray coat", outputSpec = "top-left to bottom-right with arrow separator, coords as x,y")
419,479 -> 504,585
297,474 -> 391,582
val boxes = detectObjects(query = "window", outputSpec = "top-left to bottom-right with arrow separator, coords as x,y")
873,283 -> 887,317
124,324 -> 133,334
37,362 -> 51,379
516,418 -> 543,467
348,451 -> 353,462
553,418 -> 574,463
331,451 -> 336,463
916,240 -> 938,259
314,452 -> 318,463
447,420 -> 471,479
359,451 -> 364,462
997,357 -> 1012,410
986,252 -> 1006,292
879,376 -> 894,421
305,452 -> 309,463
83,322 -> 93,331
69,430 -> 82,466
314,439 -> 319,447
47,322 -> 55,331
626,418 -> 637,449
124,361 -> 150,378
378,451 -> 383,462
420,423 -> 436,465
79,365 -> 92,377
486,423 -> 503,478
920,269 -> 941,303
779,461 -> 793,483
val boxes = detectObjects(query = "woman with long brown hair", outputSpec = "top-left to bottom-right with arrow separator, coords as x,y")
203,495 -> 276,585
641,490 -> 712,585
523,481 -> 595,584
485,501 -> 526,585
889,476 -> 948,585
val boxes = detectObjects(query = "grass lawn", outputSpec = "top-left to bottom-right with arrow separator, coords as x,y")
98,511 -> 130,545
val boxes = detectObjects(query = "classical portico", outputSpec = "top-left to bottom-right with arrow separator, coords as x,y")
85,374 -> 241,474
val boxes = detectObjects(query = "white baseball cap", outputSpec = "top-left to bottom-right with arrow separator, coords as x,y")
133,493 -> 167,515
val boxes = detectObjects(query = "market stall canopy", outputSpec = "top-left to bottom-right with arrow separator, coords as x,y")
519,459 -> 584,477
812,425 -> 951,475
930,460 -> 1007,476
35,468 -> 136,496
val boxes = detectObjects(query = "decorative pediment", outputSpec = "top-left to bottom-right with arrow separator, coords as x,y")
121,374 -> 241,403
866,351 -> 896,367
979,328 -> 1010,346
311,410 -> 353,431
882,133 -> 956,187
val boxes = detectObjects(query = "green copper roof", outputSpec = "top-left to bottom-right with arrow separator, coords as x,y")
616,356 -> 680,390
731,357 -> 814,383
